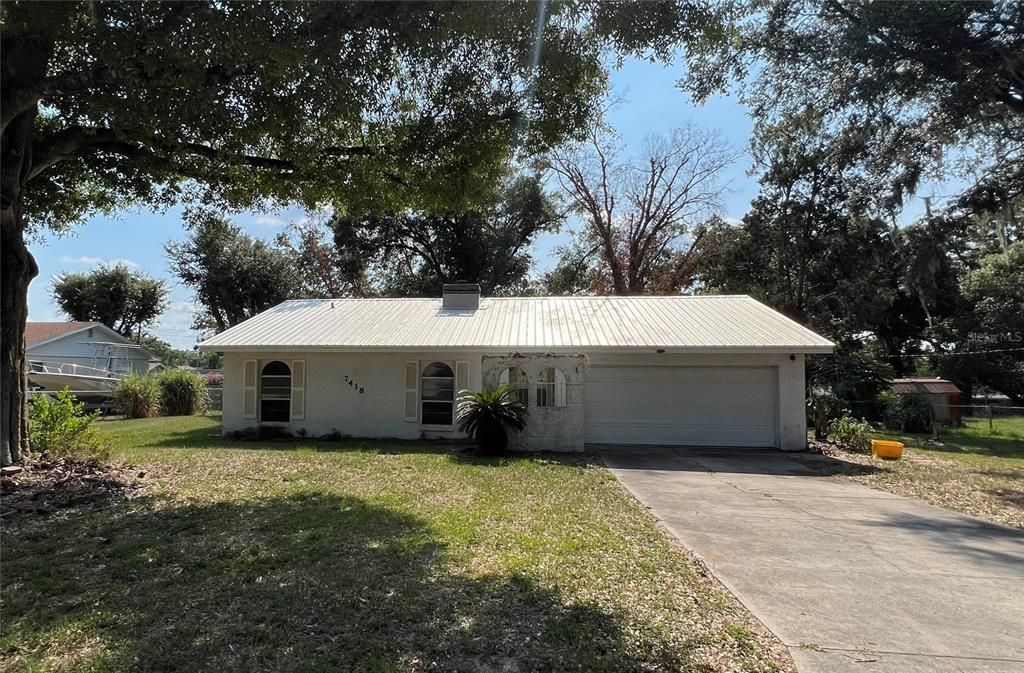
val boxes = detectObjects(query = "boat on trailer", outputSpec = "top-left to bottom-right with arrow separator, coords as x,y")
27,340 -> 153,393
26,360 -> 123,392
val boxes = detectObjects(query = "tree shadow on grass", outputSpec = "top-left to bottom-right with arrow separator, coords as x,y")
986,487 -> 1024,511
2,494 -> 712,673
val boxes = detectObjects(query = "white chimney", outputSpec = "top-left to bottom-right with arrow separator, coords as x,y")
442,282 -> 480,310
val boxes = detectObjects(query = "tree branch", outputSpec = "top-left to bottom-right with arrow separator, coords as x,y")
29,124 -> 379,182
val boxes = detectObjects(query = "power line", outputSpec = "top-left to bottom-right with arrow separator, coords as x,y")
894,346 -> 1024,358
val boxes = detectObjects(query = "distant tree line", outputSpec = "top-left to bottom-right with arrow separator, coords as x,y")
44,1 -> 1024,419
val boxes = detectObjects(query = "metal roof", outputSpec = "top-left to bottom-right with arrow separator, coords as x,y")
891,378 -> 962,395
198,295 -> 835,353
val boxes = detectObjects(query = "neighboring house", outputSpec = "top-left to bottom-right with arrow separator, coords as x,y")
199,284 -> 834,451
26,322 -> 160,378
890,377 -> 963,425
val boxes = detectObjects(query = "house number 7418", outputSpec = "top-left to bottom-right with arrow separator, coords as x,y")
343,375 -> 365,394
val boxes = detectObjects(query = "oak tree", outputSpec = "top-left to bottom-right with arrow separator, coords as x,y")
332,174 -> 561,296
1,0 -> 705,463
166,214 -> 302,334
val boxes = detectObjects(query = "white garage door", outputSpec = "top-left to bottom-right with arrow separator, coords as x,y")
584,366 -> 778,446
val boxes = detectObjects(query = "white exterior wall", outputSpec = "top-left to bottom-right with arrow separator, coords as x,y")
586,352 -> 807,451
28,330 -> 153,375
221,349 -> 808,451
482,354 -> 586,452
222,351 -> 484,439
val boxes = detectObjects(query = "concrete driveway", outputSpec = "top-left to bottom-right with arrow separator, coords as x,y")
599,446 -> 1024,673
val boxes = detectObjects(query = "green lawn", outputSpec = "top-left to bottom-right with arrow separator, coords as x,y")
1,415 -> 788,673
890,416 -> 1024,468
822,417 -> 1024,528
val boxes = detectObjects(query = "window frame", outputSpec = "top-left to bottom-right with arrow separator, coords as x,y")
536,366 -> 567,409
499,366 -> 530,408
259,360 -> 292,425
420,361 -> 456,427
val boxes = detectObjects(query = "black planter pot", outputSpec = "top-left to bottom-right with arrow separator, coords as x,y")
476,423 -> 508,455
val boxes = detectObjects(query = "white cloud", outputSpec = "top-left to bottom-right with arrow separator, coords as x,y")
723,216 -> 743,226
253,215 -> 288,227
152,300 -> 201,349
61,255 -> 139,268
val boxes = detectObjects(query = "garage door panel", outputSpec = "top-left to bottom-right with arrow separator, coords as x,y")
586,381 -> 775,408
587,366 -> 775,385
587,400 -> 775,424
585,366 -> 778,447
586,421 -> 776,446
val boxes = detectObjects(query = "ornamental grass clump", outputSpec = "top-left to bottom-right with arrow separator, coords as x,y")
113,374 -> 161,419
456,385 -> 527,455
158,369 -> 210,416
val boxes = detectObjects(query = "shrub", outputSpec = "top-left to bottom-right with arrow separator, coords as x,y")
879,391 -> 933,433
202,371 -> 223,386
456,385 -> 527,455
807,387 -> 842,441
828,415 -> 873,453
114,374 -> 162,418
158,369 -> 209,416
28,388 -> 109,461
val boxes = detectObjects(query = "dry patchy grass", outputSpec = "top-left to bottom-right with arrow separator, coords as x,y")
804,418 -> 1024,528
1,414 -> 791,673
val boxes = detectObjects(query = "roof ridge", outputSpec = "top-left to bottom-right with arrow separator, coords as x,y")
280,294 -> 753,302
26,320 -> 100,325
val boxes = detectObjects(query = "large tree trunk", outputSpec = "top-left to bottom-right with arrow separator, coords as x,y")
1,221 -> 36,465
1,108 -> 39,465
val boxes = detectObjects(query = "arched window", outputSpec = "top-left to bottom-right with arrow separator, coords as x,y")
260,360 -> 291,422
421,362 -> 455,425
498,367 -> 529,407
537,367 -> 567,408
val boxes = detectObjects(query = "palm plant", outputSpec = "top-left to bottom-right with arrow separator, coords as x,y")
456,385 -> 527,455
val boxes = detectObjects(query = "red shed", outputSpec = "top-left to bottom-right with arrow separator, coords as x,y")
890,377 -> 962,424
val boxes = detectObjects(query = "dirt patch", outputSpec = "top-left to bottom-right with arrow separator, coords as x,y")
0,457 -> 146,520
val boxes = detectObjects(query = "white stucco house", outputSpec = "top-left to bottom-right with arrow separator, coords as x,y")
198,284 -> 834,451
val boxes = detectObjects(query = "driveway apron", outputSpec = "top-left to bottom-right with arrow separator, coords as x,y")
599,446 -> 1024,673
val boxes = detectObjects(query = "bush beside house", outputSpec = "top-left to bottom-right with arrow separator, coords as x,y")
114,374 -> 162,419
158,369 -> 209,416
113,369 -> 209,418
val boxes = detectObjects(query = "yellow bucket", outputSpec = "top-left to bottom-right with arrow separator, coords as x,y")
872,439 -> 904,460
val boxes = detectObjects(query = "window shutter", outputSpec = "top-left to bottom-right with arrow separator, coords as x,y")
291,360 -> 306,420
455,361 -> 470,393
455,360 -> 470,418
404,361 -> 418,422
243,359 -> 257,419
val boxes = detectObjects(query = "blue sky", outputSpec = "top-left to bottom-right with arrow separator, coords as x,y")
26,57 -> 940,349
28,58 -> 756,348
